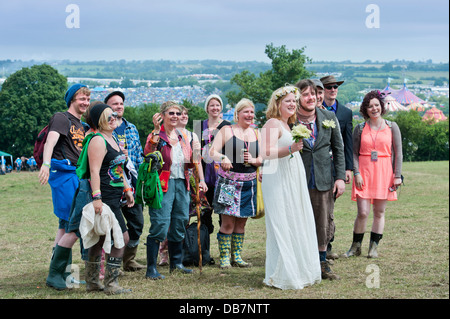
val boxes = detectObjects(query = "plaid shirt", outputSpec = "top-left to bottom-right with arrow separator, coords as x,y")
113,117 -> 143,173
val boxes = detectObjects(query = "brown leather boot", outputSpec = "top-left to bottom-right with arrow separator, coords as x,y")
123,245 -> 145,271
321,261 -> 340,280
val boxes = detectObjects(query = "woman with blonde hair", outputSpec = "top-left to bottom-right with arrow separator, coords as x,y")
209,98 -> 262,269
85,103 -> 134,295
261,85 -> 321,289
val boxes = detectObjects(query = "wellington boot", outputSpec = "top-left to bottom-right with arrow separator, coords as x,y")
46,245 -> 71,291
341,241 -> 362,258
367,240 -> 379,258
123,245 -> 145,271
217,233 -> 232,269
145,238 -> 165,280
231,233 -> 252,268
86,255 -> 104,292
104,257 -> 131,295
168,241 -> 193,274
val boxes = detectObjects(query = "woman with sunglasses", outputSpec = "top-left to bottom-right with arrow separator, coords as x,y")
143,101 -> 197,279
84,103 -> 134,295
209,98 -> 262,269
156,106 -> 209,267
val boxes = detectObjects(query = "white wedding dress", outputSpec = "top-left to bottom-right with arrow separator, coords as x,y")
262,124 -> 321,290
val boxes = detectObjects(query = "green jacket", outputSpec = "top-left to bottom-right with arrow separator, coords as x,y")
299,107 -> 346,191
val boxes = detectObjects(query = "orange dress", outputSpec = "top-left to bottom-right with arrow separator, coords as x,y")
351,124 -> 397,202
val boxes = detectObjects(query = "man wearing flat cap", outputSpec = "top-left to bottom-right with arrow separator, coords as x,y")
320,75 -> 353,260
105,91 -> 145,272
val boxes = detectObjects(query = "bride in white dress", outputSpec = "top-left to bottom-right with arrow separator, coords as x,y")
261,86 -> 321,290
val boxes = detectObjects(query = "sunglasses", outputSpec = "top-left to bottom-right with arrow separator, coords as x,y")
325,85 -> 339,90
167,111 -> 182,116
108,112 -> 118,122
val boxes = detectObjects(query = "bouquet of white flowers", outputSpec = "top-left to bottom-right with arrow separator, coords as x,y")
290,124 -> 312,157
291,124 -> 312,142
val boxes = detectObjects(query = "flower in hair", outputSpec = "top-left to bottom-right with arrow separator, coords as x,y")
275,86 -> 300,100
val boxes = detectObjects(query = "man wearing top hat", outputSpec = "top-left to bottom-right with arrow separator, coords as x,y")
320,75 -> 353,260
104,91 -> 145,271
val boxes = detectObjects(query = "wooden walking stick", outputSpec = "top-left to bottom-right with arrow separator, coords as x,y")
193,163 -> 203,274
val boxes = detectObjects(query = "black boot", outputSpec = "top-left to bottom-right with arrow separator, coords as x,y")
168,240 -> 193,274
145,237 -> 165,280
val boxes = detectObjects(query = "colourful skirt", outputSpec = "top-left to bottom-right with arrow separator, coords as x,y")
212,168 -> 257,218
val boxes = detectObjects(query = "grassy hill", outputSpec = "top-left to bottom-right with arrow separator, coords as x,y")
0,161 -> 448,302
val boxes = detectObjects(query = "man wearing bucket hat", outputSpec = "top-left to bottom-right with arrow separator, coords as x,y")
320,75 -> 353,260
39,83 -> 90,290
104,91 -> 145,272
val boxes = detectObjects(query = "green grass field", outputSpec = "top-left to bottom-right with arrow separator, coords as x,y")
0,161 -> 448,301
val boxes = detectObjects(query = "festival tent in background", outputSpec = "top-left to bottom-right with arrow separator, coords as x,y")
381,78 -> 395,96
393,82 -> 426,105
407,102 -> 427,111
0,150 -> 13,171
422,107 -> 447,123
384,95 -> 408,112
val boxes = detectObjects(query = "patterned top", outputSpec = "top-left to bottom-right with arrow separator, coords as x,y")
113,117 -> 143,173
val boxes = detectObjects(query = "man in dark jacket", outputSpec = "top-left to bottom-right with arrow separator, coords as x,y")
320,75 -> 354,260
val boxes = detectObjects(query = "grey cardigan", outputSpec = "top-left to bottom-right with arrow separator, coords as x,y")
352,120 -> 403,178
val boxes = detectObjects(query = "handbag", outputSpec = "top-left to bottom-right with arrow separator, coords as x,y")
217,179 -> 236,206
252,167 -> 265,219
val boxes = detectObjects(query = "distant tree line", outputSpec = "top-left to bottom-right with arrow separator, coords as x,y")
0,47 -> 448,162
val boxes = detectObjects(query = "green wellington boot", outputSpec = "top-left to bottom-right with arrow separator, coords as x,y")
46,245 -> 72,290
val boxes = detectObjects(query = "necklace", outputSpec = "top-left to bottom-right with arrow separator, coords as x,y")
368,119 -> 383,162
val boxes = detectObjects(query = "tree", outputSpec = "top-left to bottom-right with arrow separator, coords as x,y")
226,43 -> 314,125
123,103 -> 160,148
0,64 -> 67,156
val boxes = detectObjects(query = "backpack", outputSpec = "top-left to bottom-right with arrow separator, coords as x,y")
182,222 -> 211,266
33,112 -> 70,168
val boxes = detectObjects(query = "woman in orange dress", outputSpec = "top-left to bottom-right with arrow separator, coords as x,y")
343,91 -> 403,258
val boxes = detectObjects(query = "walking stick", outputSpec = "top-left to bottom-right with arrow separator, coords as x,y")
193,163 -> 203,274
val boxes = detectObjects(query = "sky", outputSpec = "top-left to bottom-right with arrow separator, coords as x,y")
0,0 -> 448,63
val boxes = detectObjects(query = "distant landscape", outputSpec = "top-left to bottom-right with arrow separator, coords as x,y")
1,58 -> 448,113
